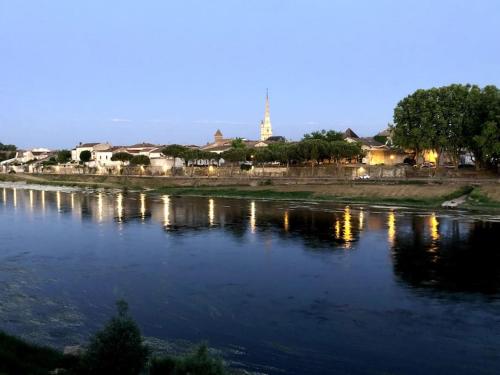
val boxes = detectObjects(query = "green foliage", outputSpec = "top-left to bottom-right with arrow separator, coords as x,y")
230,138 -> 246,149
0,142 -> 17,151
392,84 -> 500,168
183,149 -> 215,165
42,156 -> 58,166
373,135 -> 388,144
303,129 -> 344,142
56,149 -> 72,164
130,155 -> 151,166
0,330 -> 77,375
79,150 -> 92,163
162,144 -> 188,159
82,300 -> 149,375
111,152 -> 133,163
222,147 -> 248,163
150,345 -> 226,375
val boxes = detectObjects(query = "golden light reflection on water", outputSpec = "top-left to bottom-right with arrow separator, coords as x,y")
41,190 -> 45,210
334,219 -> 341,239
284,211 -> 289,232
140,193 -> 146,220
13,188 -> 17,207
162,195 -> 170,226
359,209 -> 364,231
71,193 -> 75,210
250,201 -> 256,233
343,206 -> 352,245
430,213 -> 439,241
116,193 -> 124,222
388,211 -> 396,245
2,188 -> 6,205
29,190 -> 34,209
208,199 -> 215,226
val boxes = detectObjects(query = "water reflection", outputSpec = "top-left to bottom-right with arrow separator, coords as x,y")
359,208 -> 364,231
140,193 -> 146,220
392,216 -> 500,293
343,206 -> 352,246
162,195 -> 170,227
116,193 -> 124,222
1,187 -> 500,295
387,211 -> 396,245
250,201 -> 256,233
208,199 -> 215,226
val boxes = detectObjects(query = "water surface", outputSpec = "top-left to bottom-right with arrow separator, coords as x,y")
1,186 -> 499,374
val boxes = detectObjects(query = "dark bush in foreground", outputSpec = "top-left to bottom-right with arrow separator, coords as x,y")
0,331 -> 77,375
81,300 -> 149,375
150,344 -> 226,375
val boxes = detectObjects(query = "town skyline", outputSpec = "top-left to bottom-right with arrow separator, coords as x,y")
2,1 -> 500,149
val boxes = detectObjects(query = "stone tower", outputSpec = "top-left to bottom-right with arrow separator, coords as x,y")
260,90 -> 273,141
214,129 -> 223,143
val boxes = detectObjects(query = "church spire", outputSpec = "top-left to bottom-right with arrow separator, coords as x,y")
260,90 -> 273,141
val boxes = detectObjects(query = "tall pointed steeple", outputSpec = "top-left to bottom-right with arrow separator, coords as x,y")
260,89 -> 273,141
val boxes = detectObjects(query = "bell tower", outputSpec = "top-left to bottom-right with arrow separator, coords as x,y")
260,90 -> 273,141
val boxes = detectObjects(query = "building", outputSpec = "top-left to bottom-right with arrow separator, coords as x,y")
344,128 -> 407,165
260,91 -> 273,141
71,142 -> 112,162
201,130 -> 234,154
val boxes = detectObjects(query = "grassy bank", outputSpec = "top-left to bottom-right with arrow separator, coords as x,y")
155,185 -> 478,208
1,173 -> 499,210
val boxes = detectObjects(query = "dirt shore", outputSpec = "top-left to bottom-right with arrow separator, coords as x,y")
1,173 -> 499,210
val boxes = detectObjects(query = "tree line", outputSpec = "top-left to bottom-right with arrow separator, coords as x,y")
391,84 -> 500,169
160,131 -> 364,168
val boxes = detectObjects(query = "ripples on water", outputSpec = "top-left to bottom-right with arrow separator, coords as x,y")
1,186 -> 500,375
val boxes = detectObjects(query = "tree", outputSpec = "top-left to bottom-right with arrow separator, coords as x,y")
161,144 -> 188,160
79,150 -> 92,163
56,150 -> 72,164
0,143 -> 16,151
162,145 -> 188,174
82,300 -> 149,375
303,130 -> 344,142
392,89 -> 437,164
392,84 -> 500,169
130,155 -> 150,166
230,138 -> 246,149
111,152 -> 133,163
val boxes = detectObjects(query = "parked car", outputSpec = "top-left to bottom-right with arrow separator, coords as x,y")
421,162 -> 435,168
356,174 -> 370,180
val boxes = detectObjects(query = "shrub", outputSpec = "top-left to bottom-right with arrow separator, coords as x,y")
0,330 -> 77,375
82,300 -> 149,375
150,344 -> 226,375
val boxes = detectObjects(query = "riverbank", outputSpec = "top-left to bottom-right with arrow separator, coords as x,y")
1,173 -> 499,211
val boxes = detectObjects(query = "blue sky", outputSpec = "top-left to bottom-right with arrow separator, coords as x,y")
1,0 -> 499,149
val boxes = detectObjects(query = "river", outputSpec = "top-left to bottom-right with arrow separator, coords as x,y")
0,185 -> 499,374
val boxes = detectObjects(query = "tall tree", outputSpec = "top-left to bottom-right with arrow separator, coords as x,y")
56,150 -> 72,164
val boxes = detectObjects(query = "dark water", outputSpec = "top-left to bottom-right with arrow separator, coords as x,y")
1,185 -> 500,374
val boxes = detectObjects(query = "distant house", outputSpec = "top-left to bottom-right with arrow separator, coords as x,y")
343,128 -> 407,165
201,130 -> 234,154
71,142 -> 112,162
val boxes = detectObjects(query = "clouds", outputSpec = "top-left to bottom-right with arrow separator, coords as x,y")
110,118 -> 132,123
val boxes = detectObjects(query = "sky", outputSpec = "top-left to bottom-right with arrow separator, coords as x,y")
1,0 -> 499,149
